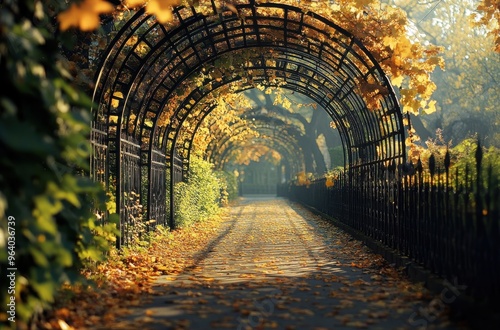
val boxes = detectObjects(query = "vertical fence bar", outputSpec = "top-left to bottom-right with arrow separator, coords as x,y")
149,148 -> 167,228
283,144 -> 499,301
120,135 -> 141,246
90,122 -> 108,224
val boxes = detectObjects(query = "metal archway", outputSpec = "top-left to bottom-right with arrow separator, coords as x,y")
91,1 -> 405,238
206,118 -> 306,177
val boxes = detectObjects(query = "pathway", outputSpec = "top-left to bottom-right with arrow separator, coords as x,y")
118,196 -> 462,330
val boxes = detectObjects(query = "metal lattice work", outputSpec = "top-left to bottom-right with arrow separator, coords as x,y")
90,122 -> 108,188
205,116 -> 306,178
91,1 -> 406,231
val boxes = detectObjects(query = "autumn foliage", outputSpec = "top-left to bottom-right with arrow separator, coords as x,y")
472,0 -> 500,52
58,0 -> 114,31
3,0 -> 499,327
58,0 -> 180,30
36,216 -> 225,329
57,0 -> 446,116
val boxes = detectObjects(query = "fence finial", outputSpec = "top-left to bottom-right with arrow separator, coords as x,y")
444,149 -> 451,170
475,139 -> 483,168
429,154 -> 436,177
416,157 -> 423,173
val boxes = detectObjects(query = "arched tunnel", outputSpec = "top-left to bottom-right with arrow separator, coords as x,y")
90,1 -> 406,246
206,115 -> 305,177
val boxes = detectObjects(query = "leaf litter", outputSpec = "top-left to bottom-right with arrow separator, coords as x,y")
39,198 -> 467,329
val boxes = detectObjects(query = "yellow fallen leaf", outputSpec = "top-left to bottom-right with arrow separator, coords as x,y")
58,319 -> 74,330
346,320 -> 368,328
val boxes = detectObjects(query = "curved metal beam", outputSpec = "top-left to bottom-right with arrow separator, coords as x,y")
90,1 -> 406,228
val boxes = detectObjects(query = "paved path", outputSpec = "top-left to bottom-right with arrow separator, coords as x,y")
121,196 -> 461,330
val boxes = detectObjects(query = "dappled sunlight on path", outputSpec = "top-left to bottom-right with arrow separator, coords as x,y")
118,197 -> 463,330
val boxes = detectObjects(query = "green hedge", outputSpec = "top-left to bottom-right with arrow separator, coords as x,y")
216,170 -> 239,203
173,157 -> 222,227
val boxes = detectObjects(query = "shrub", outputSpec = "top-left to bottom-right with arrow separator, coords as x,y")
215,170 -> 239,205
173,157 -> 221,227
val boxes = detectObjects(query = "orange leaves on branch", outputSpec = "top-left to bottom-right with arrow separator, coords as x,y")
392,37 -> 413,59
317,0 -> 444,116
384,42 -> 443,115
356,76 -> 389,111
378,24 -> 444,115
124,0 -> 147,9
382,36 -> 399,51
146,0 -> 180,24
423,100 -> 437,115
352,0 -> 378,10
471,0 -> 500,52
296,171 -> 311,187
58,0 -> 114,31
313,0 -> 445,114
231,144 -> 281,166
390,75 -> 404,87
58,0 -> 180,31
400,88 -> 419,114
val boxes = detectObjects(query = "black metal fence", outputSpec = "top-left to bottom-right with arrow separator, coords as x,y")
91,121 -> 189,246
90,122 -> 108,187
119,135 -> 142,246
148,148 -> 168,228
90,123 -> 108,226
281,147 -> 500,300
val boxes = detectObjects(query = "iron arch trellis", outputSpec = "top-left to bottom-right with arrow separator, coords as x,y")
91,1 -> 406,237
178,101 -> 309,173
178,92 -> 336,176
205,118 -> 306,178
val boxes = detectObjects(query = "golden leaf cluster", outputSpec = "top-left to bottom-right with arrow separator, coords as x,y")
58,0 -> 114,31
146,0 -> 180,23
58,0 -> 180,31
296,171 -> 311,187
471,0 -> 500,52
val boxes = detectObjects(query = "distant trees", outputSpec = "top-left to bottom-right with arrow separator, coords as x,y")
386,0 -> 500,147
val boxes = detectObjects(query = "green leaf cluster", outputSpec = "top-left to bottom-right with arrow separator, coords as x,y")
215,170 -> 239,204
0,0 -> 116,327
451,138 -> 500,186
173,157 -> 223,227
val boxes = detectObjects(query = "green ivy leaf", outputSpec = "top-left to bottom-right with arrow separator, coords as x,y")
0,119 -> 56,155
29,247 -> 49,267
57,247 -> 73,267
30,271 -> 56,302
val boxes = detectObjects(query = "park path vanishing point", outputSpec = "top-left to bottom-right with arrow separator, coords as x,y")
116,196 -> 462,330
